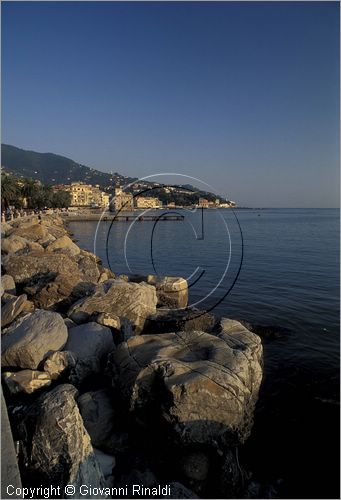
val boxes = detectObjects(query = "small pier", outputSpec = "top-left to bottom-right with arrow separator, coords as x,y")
63,213 -> 184,222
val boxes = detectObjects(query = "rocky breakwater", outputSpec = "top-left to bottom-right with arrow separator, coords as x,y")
1,214 -> 263,499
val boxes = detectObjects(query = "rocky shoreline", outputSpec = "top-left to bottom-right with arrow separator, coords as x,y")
1,214 -> 263,499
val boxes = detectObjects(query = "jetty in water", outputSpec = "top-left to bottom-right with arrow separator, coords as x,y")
61,213 -> 185,222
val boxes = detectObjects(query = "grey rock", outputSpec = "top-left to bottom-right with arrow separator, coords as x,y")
2,369 -> 51,395
1,294 -> 28,328
17,384 -> 106,496
30,274 -> 96,311
1,235 -> 29,254
93,449 -> 115,479
10,223 -> 49,242
129,274 -> 188,309
46,235 -> 81,256
152,276 -> 188,309
78,390 -> 116,452
95,312 -> 121,331
64,318 -> 76,329
109,322 -> 263,446
65,322 -> 114,382
43,351 -> 77,380
68,280 -> 157,335
2,310 -> 68,369
1,221 -> 12,237
77,254 -> 101,283
2,251 -> 82,285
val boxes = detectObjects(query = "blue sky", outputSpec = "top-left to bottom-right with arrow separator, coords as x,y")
2,1 -> 339,207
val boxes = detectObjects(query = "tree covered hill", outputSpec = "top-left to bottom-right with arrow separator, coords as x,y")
1,144 -> 227,205
1,144 -> 136,187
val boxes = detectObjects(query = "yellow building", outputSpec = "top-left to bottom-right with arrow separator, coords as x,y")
110,187 -> 134,212
134,196 -> 161,209
65,183 -> 109,207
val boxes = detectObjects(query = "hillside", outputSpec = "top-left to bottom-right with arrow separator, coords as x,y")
1,144 -> 227,205
1,144 -> 136,187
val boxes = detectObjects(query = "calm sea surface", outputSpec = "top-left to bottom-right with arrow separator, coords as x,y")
68,208 -> 340,498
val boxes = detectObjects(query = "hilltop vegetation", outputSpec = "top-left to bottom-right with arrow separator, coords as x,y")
1,144 -> 228,206
1,144 -> 135,187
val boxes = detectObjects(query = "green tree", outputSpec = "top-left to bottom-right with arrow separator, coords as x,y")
51,190 -> 71,208
1,174 -> 20,211
30,185 -> 52,209
20,178 -> 39,207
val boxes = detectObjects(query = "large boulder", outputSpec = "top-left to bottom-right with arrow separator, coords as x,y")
46,235 -> 81,256
16,384 -> 105,496
2,251 -> 82,285
1,234 -> 29,254
217,318 -> 264,395
1,275 -> 16,295
1,221 -> 12,237
129,275 -> 188,309
64,322 -> 114,383
109,322 -> 262,446
2,369 -> 52,395
68,280 -> 157,335
2,310 -> 68,369
76,254 -> 101,283
152,276 -> 188,309
77,390 -> 116,452
93,449 -> 115,481
10,223 -> 48,242
1,294 -> 28,327
29,274 -> 96,311
43,351 -> 77,380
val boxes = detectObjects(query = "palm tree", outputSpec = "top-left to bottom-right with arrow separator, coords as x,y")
1,174 -> 19,211
21,178 -> 39,208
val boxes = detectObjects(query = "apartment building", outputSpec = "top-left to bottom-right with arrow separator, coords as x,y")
134,196 -> 161,209
63,183 -> 109,207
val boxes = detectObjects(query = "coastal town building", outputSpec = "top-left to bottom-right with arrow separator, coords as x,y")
110,187 -> 134,212
60,183 -> 109,207
198,198 -> 210,208
134,196 -> 161,209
